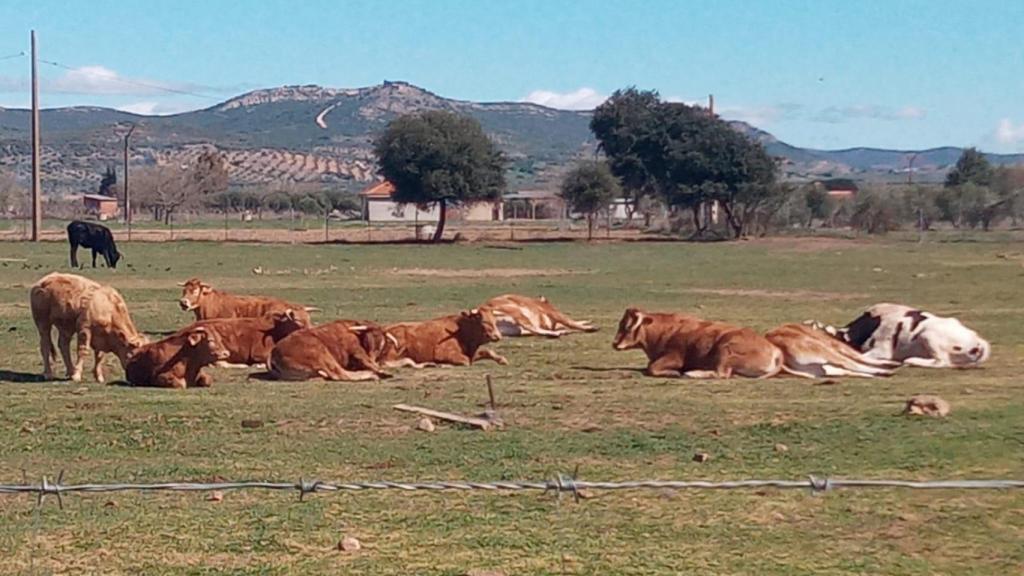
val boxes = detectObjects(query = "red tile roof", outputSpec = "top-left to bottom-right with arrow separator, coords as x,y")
359,180 -> 395,198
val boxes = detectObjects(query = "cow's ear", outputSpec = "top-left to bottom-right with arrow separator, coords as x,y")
284,309 -> 297,321
642,316 -> 654,326
186,329 -> 205,347
460,309 -> 472,318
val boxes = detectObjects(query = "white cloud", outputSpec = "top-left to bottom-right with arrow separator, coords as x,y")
811,104 -> 927,123
47,65 -> 198,96
995,118 -> 1024,146
520,87 -> 607,110
118,100 -> 198,116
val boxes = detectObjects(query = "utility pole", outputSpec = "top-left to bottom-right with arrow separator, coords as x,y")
906,152 -> 918,185
122,124 -> 136,240
708,94 -> 714,116
30,30 -> 41,241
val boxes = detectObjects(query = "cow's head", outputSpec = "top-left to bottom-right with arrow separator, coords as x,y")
91,289 -> 149,366
108,249 -> 122,269
949,331 -> 992,367
269,309 -> 308,340
178,278 -> 212,312
460,308 -> 502,343
348,323 -> 392,361
184,326 -> 231,362
613,308 -> 652,351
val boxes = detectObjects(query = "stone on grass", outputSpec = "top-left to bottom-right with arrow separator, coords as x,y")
338,535 -> 361,552
904,395 -> 950,418
417,417 -> 436,432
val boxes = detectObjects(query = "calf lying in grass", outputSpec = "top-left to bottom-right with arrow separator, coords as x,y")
125,326 -> 230,389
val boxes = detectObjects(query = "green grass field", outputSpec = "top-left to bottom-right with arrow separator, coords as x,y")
0,236 -> 1022,574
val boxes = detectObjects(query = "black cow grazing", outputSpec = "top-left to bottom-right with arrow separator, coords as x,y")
67,220 -> 121,269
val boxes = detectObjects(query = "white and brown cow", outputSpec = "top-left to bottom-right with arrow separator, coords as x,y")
766,323 -> 898,379
612,308 -> 783,379
480,294 -> 597,337
30,272 -> 148,383
812,303 -> 991,368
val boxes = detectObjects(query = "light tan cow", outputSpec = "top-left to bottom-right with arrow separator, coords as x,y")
765,323 -> 897,379
177,278 -> 315,325
480,294 -> 597,337
30,272 -> 147,383
612,308 -> 783,379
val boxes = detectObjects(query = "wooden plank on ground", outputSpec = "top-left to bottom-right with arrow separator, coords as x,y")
393,404 -> 497,430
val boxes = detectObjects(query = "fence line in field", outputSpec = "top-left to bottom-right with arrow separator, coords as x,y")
3,472 -> 1022,510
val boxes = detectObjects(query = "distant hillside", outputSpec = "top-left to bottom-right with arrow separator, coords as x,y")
0,81 -> 1021,194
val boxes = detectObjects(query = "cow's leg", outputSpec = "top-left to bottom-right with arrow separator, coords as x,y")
91,249 -> 99,268
682,369 -> 725,379
520,324 -> 569,338
153,373 -> 186,389
550,312 -> 599,333
35,320 -> 56,379
192,371 -> 213,388
56,328 -> 76,380
72,328 -> 91,382
316,363 -> 380,382
644,354 -> 684,378
92,350 -> 106,384
384,358 -> 436,369
473,348 -> 509,365
69,242 -> 79,268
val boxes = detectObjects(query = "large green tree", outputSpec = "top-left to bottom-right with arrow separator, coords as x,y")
559,160 -> 621,240
591,88 -> 778,238
945,148 -> 993,188
374,111 -> 506,242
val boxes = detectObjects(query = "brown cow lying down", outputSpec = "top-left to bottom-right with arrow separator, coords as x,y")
268,320 -> 392,382
125,325 -> 230,388
178,278 -> 316,325
612,308 -> 783,379
480,294 -> 598,337
381,308 -> 508,368
30,272 -> 148,383
765,324 -> 897,379
187,310 -> 308,368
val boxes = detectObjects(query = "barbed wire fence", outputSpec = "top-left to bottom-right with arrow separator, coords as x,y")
3,472 -> 1023,510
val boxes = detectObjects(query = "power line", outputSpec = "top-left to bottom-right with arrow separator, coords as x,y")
37,58 -> 219,100
0,51 -> 25,62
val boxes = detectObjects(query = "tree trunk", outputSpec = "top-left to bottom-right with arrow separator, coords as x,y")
587,213 -> 594,241
432,198 -> 447,242
721,202 -> 743,238
691,205 -> 703,235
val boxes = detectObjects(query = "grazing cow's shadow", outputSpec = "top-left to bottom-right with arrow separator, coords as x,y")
246,372 -> 276,381
0,370 -> 49,384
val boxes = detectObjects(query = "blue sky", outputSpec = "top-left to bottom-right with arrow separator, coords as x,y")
1,0 -> 1022,152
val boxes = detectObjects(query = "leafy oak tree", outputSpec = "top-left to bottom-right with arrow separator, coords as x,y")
559,160 -> 621,240
374,111 -> 506,242
592,88 -> 778,238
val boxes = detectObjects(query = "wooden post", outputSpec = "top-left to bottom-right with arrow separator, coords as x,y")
123,124 -> 135,241
30,31 -> 42,241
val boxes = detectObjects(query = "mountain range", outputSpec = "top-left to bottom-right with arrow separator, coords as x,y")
1,81 -> 1021,194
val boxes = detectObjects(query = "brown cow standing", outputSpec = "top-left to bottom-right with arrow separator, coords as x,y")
30,272 -> 147,383
125,325 -> 231,388
612,308 -> 783,379
186,310 -> 308,368
765,323 -> 897,379
177,278 -> 315,325
267,320 -> 392,381
381,308 -> 508,368
480,294 -> 598,337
